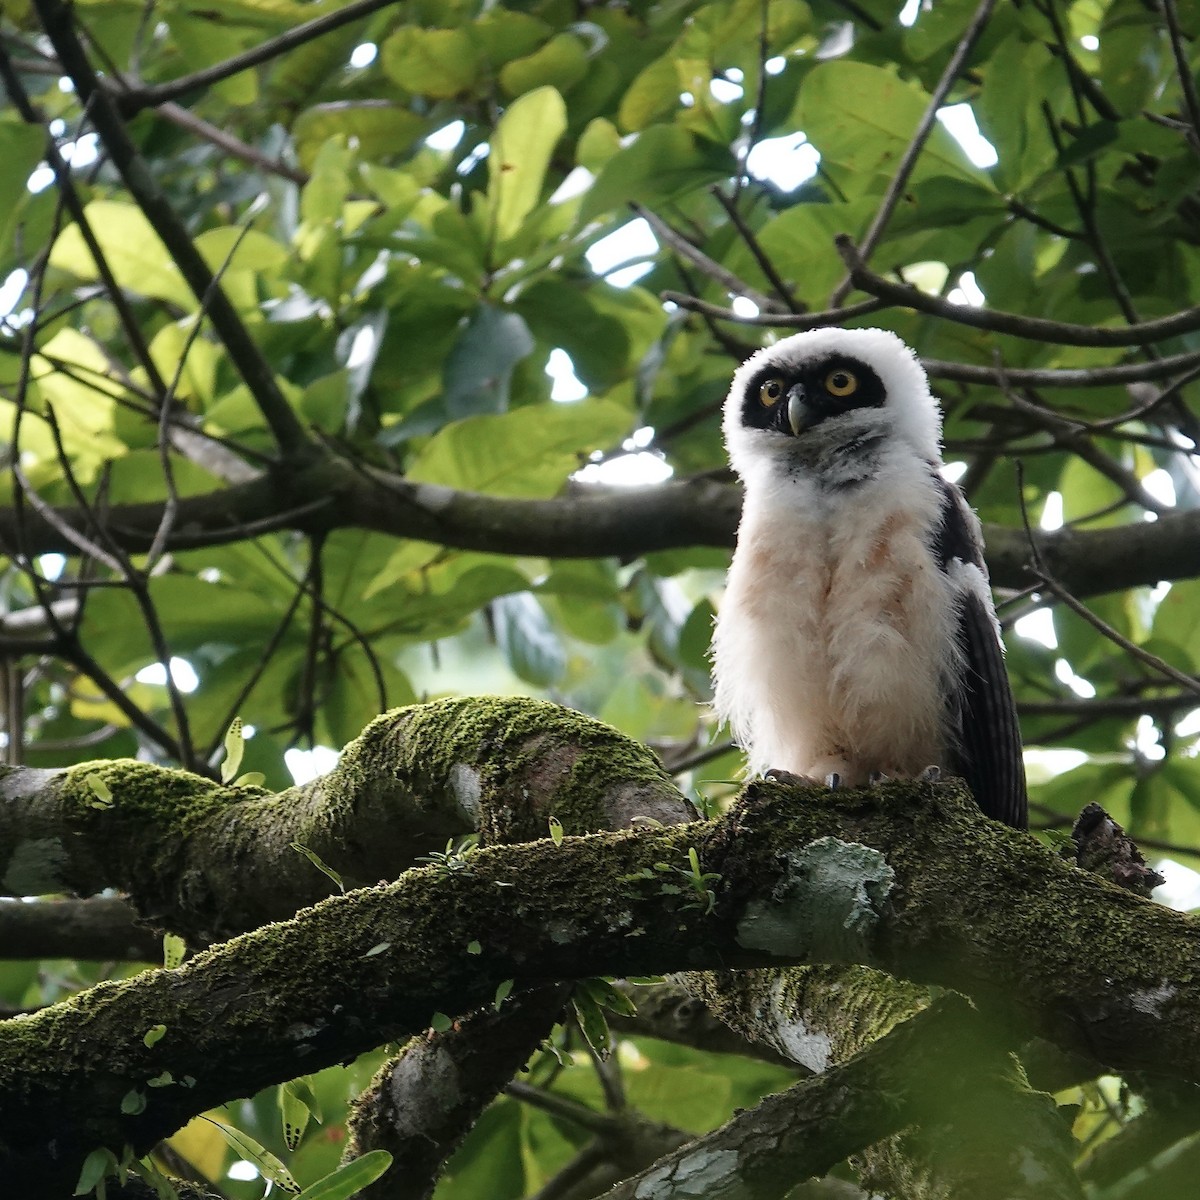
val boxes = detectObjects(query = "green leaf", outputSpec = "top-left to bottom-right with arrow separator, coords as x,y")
487,86 -> 568,243
279,1076 -> 314,1151
208,1119 -> 301,1192
548,815 -> 564,846
380,26 -> 482,98
618,54 -> 679,131
571,986 -> 612,1058
292,103 -> 427,172
300,137 -> 353,226
295,1151 -> 394,1200
162,934 -> 186,970
85,773 -> 114,809
291,842 -> 346,893
221,718 -> 245,785
513,281 -> 632,392
493,979 -> 514,1011
441,304 -> 536,418
120,1088 -> 146,1114
493,593 -> 566,686
75,1147 -> 119,1197
499,35 -> 588,99
49,201 -> 192,308
793,60 -> 992,189
467,940 -> 482,954
143,1025 -> 167,1048
580,125 -> 727,222
0,123 -> 48,264
407,399 -> 631,496
430,1011 -> 454,1032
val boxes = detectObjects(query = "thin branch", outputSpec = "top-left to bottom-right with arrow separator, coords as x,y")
1020,693 -> 1200,719
1160,0 -> 1200,155
833,235 -> 1200,347
710,186 -> 801,311
660,290 -> 888,327
924,349 -> 1200,388
729,0 -> 771,205
633,204 -> 785,313
33,0 -> 314,460
1015,465 -> 1200,700
0,45 -> 168,400
828,0 -> 998,305
506,1080 -> 622,1138
156,101 -> 308,185
113,0 -> 404,116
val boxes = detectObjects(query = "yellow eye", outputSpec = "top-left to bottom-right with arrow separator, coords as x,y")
825,369 -> 858,397
759,378 -> 785,406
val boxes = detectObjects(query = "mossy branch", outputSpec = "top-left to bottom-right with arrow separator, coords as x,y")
600,995 -> 1082,1200
2,773 -> 1199,1188
0,697 -> 691,942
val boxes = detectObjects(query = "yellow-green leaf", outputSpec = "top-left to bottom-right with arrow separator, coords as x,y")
487,86 -> 567,243
407,400 -> 632,498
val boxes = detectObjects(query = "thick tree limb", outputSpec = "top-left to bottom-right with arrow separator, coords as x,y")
0,697 -> 691,941
348,986 -> 572,1200
0,456 -> 1198,599
0,896 -> 159,962
599,996 -> 1081,1200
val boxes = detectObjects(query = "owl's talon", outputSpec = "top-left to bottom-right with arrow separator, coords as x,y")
919,765 -> 942,783
763,768 -> 820,787
868,771 -> 889,786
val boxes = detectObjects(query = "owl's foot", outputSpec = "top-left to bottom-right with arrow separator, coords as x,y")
918,765 -> 942,783
763,768 -> 824,788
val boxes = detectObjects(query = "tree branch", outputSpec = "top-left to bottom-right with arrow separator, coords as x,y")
828,0 -> 998,306
1,454 -> 1200,599
32,0 -> 314,460
833,235 -> 1200,347
600,996 -> 1082,1200
0,697 -> 693,941
4,738 -> 1200,1188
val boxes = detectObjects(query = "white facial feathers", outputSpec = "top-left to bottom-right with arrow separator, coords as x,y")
722,326 -> 943,482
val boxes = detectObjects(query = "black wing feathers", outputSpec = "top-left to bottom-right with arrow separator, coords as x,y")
931,475 -> 1028,830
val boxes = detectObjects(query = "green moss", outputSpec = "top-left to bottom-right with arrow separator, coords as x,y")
59,760 -> 232,833
328,696 -> 679,841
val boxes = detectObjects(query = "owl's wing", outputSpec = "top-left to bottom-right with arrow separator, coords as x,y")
931,474 -> 1028,829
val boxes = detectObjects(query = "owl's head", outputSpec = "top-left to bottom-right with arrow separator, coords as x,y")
723,327 -> 942,481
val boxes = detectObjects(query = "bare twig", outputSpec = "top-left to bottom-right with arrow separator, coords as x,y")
710,186 -> 801,311
660,290 -> 888,328
0,45 -> 168,400
828,0 -> 998,305
157,101 -> 309,185
633,204 -> 784,313
833,235 -> 1200,347
1160,0 -> 1200,156
924,349 -> 1200,389
114,0 -> 404,116
1016,464 -> 1200,700
33,0 -> 314,460
730,0 -> 771,204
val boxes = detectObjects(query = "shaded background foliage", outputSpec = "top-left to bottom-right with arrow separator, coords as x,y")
2,0 -> 1200,1193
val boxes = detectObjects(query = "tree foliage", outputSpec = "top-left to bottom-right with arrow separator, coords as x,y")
2,0 -> 1200,1195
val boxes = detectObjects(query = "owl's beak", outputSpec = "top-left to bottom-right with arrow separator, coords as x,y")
786,385 -> 814,437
